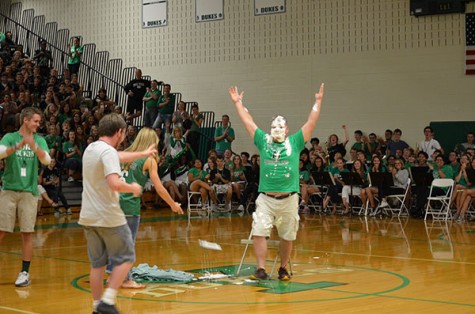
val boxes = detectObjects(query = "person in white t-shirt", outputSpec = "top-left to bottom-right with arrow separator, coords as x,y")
78,113 -> 157,314
417,126 -> 444,160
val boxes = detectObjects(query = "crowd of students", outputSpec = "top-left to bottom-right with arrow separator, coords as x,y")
296,129 -> 475,223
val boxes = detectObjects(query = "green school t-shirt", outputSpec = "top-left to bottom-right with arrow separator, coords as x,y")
254,128 -> 305,193
0,132 -> 49,195
119,157 -> 149,216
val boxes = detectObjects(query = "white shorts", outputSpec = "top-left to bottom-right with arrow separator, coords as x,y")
252,193 -> 300,241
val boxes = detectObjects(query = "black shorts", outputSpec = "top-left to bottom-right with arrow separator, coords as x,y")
126,97 -> 143,114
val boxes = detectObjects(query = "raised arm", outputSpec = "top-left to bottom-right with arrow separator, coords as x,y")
301,83 -> 325,142
228,86 -> 258,140
118,144 -> 157,163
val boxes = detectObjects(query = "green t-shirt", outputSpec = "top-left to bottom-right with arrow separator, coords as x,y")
144,88 -> 161,109
214,126 -> 235,152
190,113 -> 204,132
232,166 -> 245,182
63,141 -> 81,160
45,134 -> 61,150
0,132 -> 49,195
450,163 -> 460,179
433,165 -> 454,192
189,167 -> 208,181
119,157 -> 149,216
299,169 -> 311,184
68,45 -> 83,65
159,94 -> 175,115
254,128 -> 304,193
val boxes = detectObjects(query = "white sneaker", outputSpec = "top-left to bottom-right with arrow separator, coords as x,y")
67,176 -> 74,182
379,200 -> 389,208
237,205 -> 245,211
210,204 -> 217,212
15,271 -> 31,287
66,208 -> 72,215
226,203 -> 232,211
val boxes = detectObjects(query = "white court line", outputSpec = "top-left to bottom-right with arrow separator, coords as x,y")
0,306 -> 39,314
307,250 -> 475,266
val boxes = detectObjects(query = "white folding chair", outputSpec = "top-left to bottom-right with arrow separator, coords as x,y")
424,178 -> 454,221
236,231 -> 293,279
187,191 -> 209,226
383,178 -> 411,217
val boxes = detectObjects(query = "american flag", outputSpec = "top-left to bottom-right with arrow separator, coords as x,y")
466,13 -> 475,75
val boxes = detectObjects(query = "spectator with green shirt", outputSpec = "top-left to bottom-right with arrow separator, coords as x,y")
0,107 -> 51,287
214,114 -> 235,155
62,130 -> 82,181
67,37 -> 83,75
143,80 -> 161,128
152,83 -> 174,131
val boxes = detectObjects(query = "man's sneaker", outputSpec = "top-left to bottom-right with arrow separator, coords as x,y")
456,216 -> 465,224
96,301 -> 119,314
278,267 -> 291,281
66,208 -> 73,215
225,203 -> 232,211
250,268 -> 269,280
237,204 -> 245,211
453,212 -> 460,220
210,203 -> 217,212
15,271 -> 31,287
67,176 -> 75,182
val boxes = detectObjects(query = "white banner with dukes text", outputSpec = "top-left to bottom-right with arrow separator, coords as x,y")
142,0 -> 168,28
254,0 -> 286,16
196,0 -> 224,22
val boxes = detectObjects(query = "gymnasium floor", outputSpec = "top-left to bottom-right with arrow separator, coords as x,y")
1,209 -> 475,313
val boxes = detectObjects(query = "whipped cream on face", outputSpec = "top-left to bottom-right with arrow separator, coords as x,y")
270,116 -> 287,142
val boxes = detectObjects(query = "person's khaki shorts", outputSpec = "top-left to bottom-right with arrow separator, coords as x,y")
0,190 -> 38,233
251,193 -> 300,241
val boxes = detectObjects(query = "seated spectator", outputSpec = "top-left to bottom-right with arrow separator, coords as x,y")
58,102 -> 73,125
341,159 -> 367,215
387,128 -> 409,156
298,159 -> 313,214
37,184 -> 59,216
0,93 -> 18,133
62,130 -> 83,181
43,102 -> 59,122
172,101 -> 191,133
223,149 -> 233,169
70,112 -> 82,131
167,126 -> 188,164
379,159 -> 410,208
416,151 -> 430,167
210,155 -> 233,211
326,125 -> 349,163
323,158 -> 349,215
447,151 -> 460,175
360,155 -> 387,212
413,155 -> 453,217
454,132 -> 475,156
452,154 -> 471,212
454,157 -> 475,223
230,154 -> 246,205
40,158 -> 72,215
417,126 -> 444,160
188,159 -> 218,211
45,124 -> 62,159
93,88 -> 115,120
